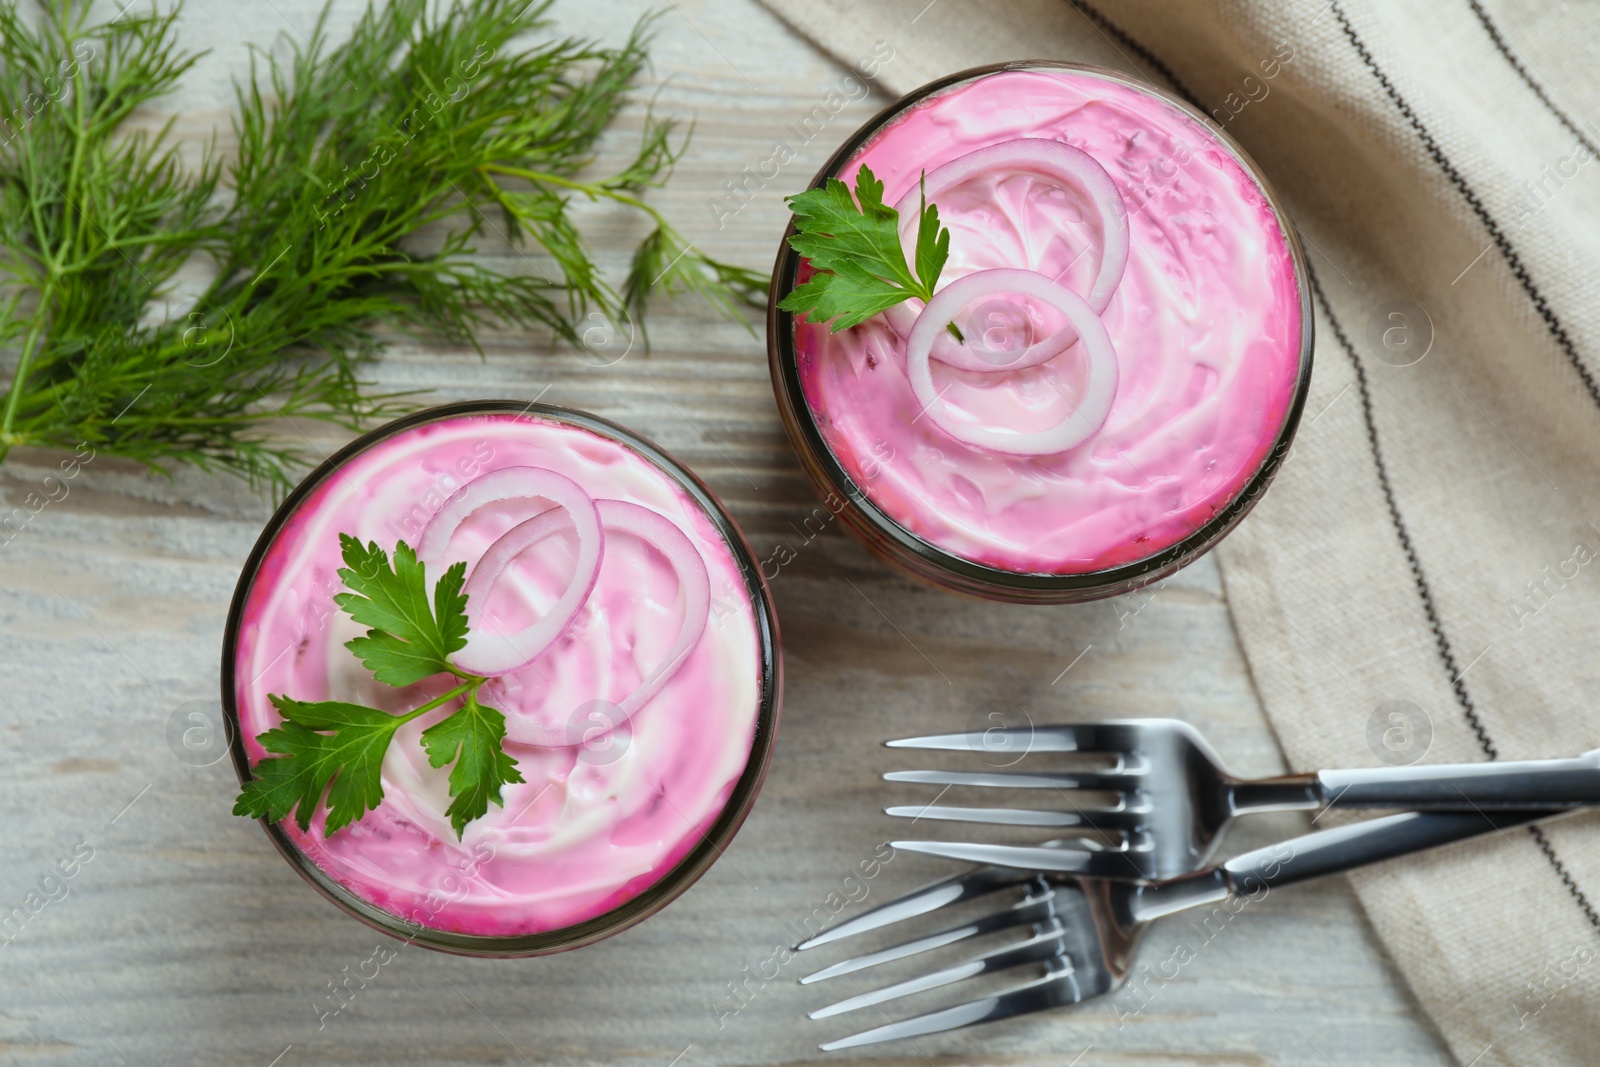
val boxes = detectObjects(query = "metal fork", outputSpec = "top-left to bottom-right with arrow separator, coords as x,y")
885,720 -> 1600,879
800,808 -> 1552,1049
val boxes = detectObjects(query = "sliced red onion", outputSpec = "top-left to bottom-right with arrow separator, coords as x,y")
502,499 -> 711,748
418,466 -> 604,678
905,269 -> 1119,455
593,499 -> 710,720
885,138 -> 1129,372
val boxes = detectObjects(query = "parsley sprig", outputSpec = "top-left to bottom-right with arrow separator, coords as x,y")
234,535 -> 523,839
778,165 -> 953,333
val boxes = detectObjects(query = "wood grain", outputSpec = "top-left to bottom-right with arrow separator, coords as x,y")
0,1 -> 1452,1064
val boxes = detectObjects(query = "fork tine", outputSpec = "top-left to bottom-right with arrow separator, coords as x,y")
801,890 -> 1059,984
892,840 -> 1148,875
808,925 -> 1067,1019
886,723 -> 1140,753
794,864 -> 1036,951
883,768 -> 1144,791
818,966 -> 1092,1051
884,804 -> 1146,830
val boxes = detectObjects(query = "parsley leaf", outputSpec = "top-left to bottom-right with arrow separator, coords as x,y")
335,536 -> 469,687
234,695 -> 416,835
421,694 -> 526,837
912,175 -> 952,300
780,261 -> 913,331
779,165 -> 951,332
236,536 -> 523,841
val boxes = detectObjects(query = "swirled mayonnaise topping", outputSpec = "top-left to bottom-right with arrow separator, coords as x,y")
233,413 -> 764,937
795,68 -> 1304,574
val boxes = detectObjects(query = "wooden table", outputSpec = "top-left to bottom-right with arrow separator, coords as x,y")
0,1 -> 1455,1064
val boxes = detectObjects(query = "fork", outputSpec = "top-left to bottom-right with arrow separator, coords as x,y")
885,720 -> 1600,879
800,807 -> 1554,1049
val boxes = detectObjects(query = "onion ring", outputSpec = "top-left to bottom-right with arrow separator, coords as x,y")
502,499 -> 711,747
884,138 -> 1129,372
418,466 -> 603,677
906,268 -> 1119,455
591,499 -> 710,721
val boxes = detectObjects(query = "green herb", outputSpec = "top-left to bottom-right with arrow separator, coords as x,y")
419,694 -> 523,838
778,165 -> 951,332
0,0 -> 763,491
336,537 -> 469,687
233,536 -> 523,838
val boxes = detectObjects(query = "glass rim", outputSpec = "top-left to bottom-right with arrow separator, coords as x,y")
766,59 -> 1315,600
219,399 -> 783,957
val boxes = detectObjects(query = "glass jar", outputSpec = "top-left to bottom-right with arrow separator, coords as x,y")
768,61 -> 1313,604
222,400 -> 781,955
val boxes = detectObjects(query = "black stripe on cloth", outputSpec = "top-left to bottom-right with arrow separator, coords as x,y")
1464,0 -> 1599,159
1329,1 -> 1600,412
1326,0 -> 1600,937
1062,0 -> 1600,936
1306,267 -> 1497,760
1463,0 -> 1600,942
1064,0 -> 1205,107
1529,825 -> 1600,930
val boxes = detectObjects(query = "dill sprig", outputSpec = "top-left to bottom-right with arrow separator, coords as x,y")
0,0 -> 764,491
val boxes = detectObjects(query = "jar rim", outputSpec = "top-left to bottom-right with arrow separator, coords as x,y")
220,399 -> 782,956
765,60 -> 1315,602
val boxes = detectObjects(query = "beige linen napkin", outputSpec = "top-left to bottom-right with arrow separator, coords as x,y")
754,0 -> 1600,1062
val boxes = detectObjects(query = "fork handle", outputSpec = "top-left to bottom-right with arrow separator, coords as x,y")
1221,809 -> 1548,893
1132,809 -> 1552,922
1317,750 -> 1600,808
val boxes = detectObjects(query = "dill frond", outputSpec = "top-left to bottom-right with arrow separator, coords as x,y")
0,0 -> 761,492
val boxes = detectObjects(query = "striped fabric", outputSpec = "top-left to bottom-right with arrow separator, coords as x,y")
756,1 -> 1600,1062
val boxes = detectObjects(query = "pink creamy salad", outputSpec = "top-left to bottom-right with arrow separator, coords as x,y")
794,68 -> 1304,574
233,412 -> 765,937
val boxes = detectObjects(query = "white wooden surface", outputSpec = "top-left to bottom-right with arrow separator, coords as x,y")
0,1 -> 1456,1064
